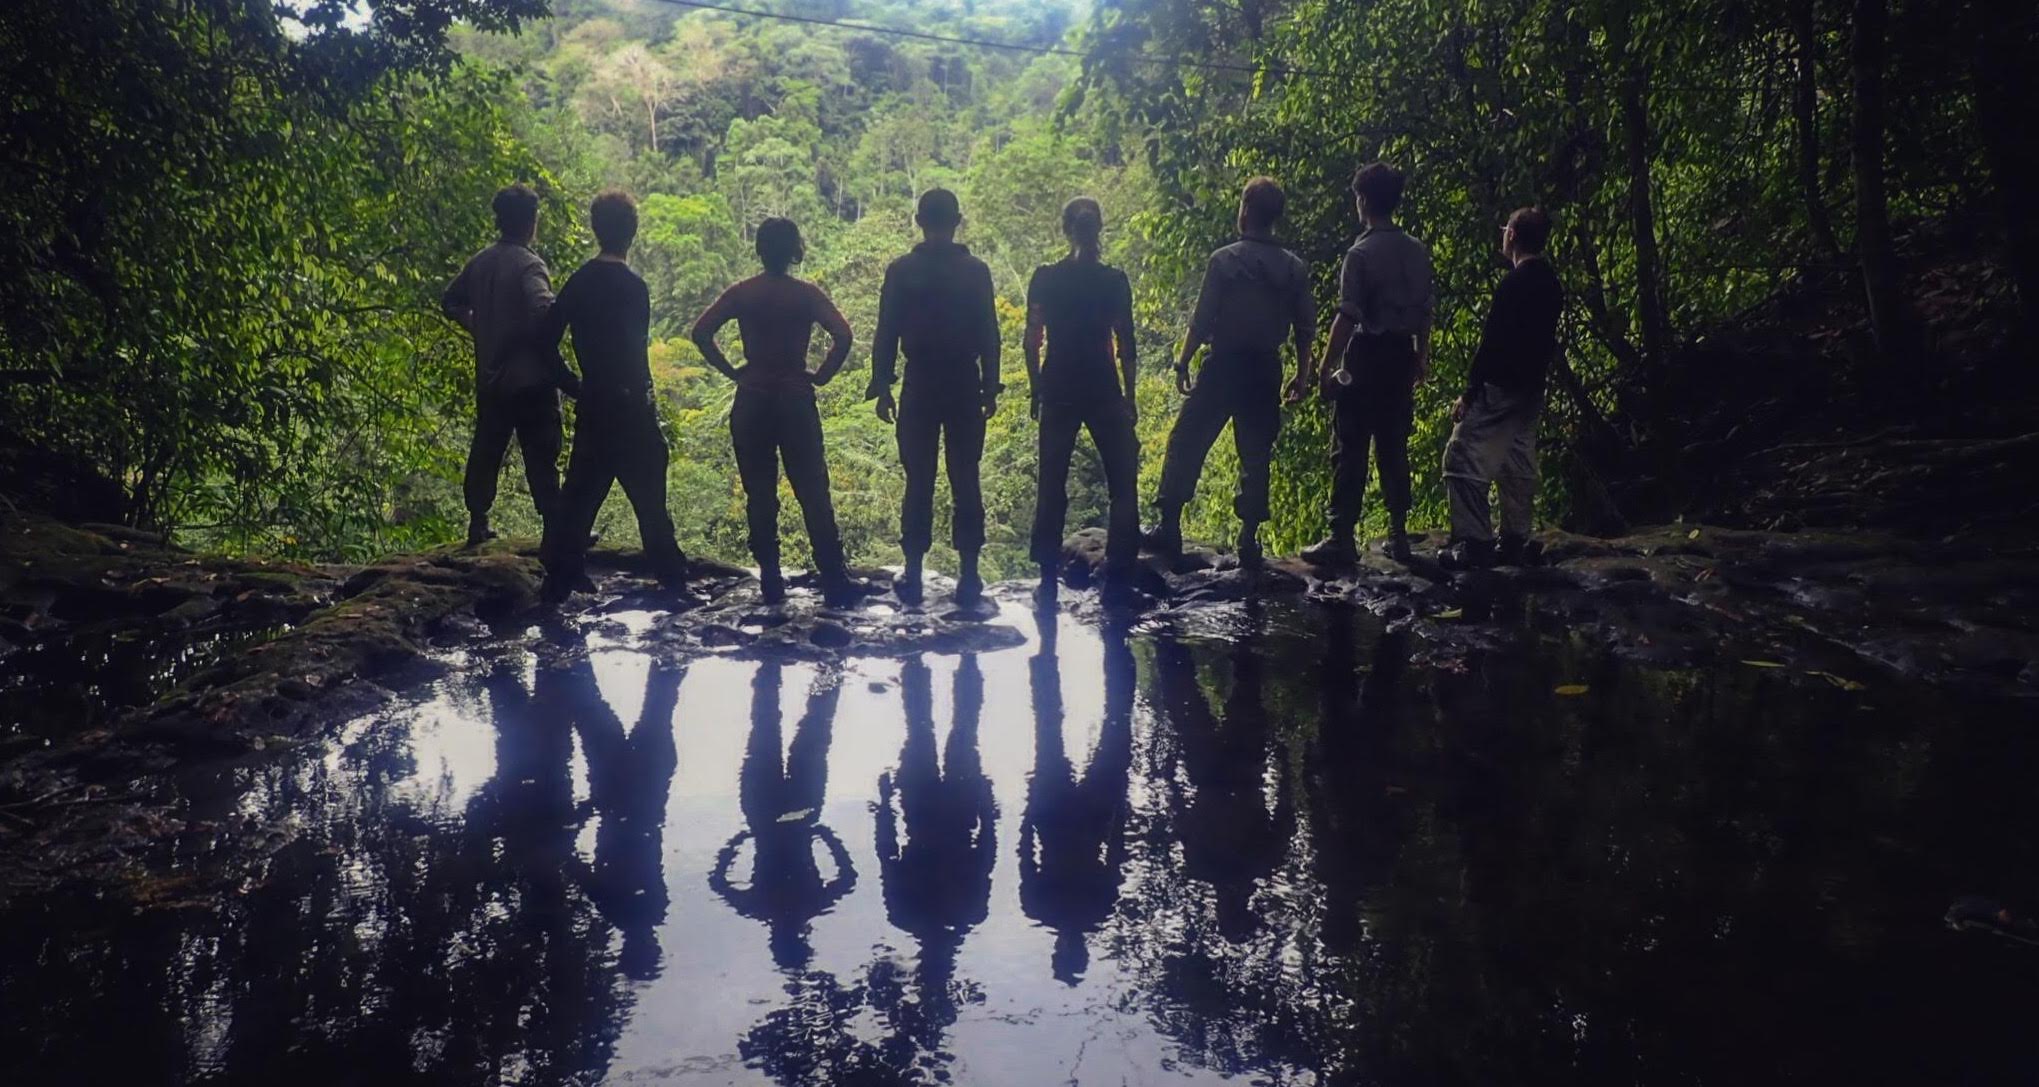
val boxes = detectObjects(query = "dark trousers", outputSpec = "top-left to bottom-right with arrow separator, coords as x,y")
896,382 -> 986,556
731,389 -> 845,574
465,386 -> 562,519
542,389 -> 685,584
1329,334 -> 1417,528
1032,397 -> 1140,573
1156,350 -> 1283,525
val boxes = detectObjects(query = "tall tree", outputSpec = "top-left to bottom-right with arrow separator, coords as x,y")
1850,0 -> 1908,361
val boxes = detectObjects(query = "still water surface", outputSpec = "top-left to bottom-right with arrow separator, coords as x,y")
4,599 -> 2036,1084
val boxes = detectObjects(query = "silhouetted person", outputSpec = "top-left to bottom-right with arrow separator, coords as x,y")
1305,614 -> 1411,954
1025,197 -> 1141,604
1156,637 -> 1294,944
866,189 -> 1003,607
444,183 -> 580,547
691,218 -> 865,607
709,662 -> 854,970
1441,207 -> 1563,570
1149,178 -> 1316,567
873,655 -> 995,1055
1018,620 -> 1136,984
547,653 -> 682,981
1301,163 -> 1435,567
537,189 -> 691,602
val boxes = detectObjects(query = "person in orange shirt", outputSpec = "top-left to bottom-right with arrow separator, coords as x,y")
691,218 -> 868,607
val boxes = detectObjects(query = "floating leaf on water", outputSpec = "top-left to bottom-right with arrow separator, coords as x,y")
1741,659 -> 1786,668
1554,684 -> 1590,696
776,808 -> 813,823
1435,608 -> 1464,620
1688,528 -> 1702,540
1810,671 -> 1867,691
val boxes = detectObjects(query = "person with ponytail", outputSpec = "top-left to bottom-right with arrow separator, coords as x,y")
1023,197 -> 1141,604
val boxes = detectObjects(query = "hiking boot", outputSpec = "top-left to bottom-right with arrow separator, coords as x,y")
1099,574 -> 1146,609
821,571 -> 874,609
465,516 -> 497,549
540,571 -> 597,604
897,554 -> 925,605
1301,530 -> 1357,567
1033,565 -> 1059,608
759,568 -> 787,605
1236,526 -> 1264,570
1439,539 -> 1494,571
1142,512 -> 1183,557
1386,514 -> 1412,563
955,550 -> 985,606
1496,533 -> 1527,567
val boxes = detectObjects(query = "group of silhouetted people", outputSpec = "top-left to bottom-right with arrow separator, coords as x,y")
446,161 -> 1563,606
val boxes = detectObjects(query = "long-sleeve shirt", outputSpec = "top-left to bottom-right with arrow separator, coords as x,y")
442,241 -> 571,400
1337,225 -> 1434,336
1186,233 -> 1315,357
1465,257 -> 1563,399
869,241 -> 1001,397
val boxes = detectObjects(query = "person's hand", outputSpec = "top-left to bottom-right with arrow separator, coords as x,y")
980,390 -> 999,420
1174,364 -> 1194,396
1414,354 -> 1432,387
809,369 -> 834,388
1451,395 -> 1468,422
1319,368 -> 1341,400
875,391 -> 897,424
1029,390 -> 1042,421
1284,374 -> 1309,405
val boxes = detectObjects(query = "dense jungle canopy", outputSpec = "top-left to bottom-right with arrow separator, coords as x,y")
2,0 -> 2032,574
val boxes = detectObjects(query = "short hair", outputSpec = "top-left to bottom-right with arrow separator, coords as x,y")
916,188 -> 962,229
756,217 -> 803,274
1350,162 -> 1406,217
590,189 -> 638,254
1061,196 -> 1103,246
1240,177 -> 1286,231
1507,206 -> 1553,254
493,183 -> 540,238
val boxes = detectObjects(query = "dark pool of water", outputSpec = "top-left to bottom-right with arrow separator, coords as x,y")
0,621 -> 286,743
3,599 -> 2037,1085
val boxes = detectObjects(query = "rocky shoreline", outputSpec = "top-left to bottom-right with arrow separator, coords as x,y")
2,513 -> 2034,906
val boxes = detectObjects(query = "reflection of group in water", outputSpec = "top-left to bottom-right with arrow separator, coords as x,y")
447,160 -> 1565,607
458,611 -> 1417,1077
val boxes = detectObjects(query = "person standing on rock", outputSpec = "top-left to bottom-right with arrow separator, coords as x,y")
866,189 -> 1002,607
1440,207 -> 1563,569
443,183 -> 581,548
1146,177 -> 1317,569
535,190 -> 690,603
1025,197 -> 1141,604
691,217 -> 868,608
1301,163 -> 1435,567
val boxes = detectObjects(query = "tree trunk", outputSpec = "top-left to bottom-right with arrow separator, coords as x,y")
1789,0 -> 1842,260
1849,0 -> 1908,362
1610,2 -> 1671,366
1969,0 -> 2039,345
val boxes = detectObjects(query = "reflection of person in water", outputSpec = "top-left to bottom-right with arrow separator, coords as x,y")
540,653 -> 682,981
1156,635 -> 1296,944
1304,614 -> 1411,954
1018,620 -> 1136,984
710,662 -> 854,970
873,654 -> 996,1055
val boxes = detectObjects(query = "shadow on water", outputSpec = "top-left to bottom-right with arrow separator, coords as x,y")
4,600 -> 2039,1084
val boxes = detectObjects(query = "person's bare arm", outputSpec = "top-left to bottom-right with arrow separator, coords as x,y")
1024,269 -> 1047,419
810,287 -> 853,386
689,288 -> 743,383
